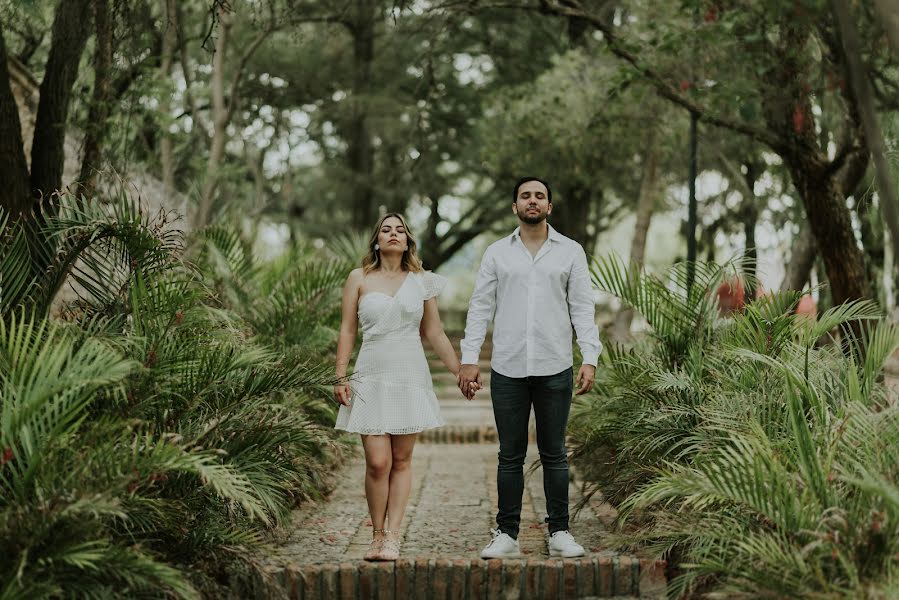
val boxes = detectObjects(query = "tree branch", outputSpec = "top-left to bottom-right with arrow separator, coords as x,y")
223,24 -> 273,124
469,0 -> 788,152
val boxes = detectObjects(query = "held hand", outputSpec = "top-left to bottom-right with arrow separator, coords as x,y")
575,364 -> 596,395
472,372 -> 482,400
333,383 -> 352,406
456,372 -> 479,400
458,364 -> 481,401
456,373 -> 478,400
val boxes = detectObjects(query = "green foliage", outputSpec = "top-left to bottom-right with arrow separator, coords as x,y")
0,194 -> 352,598
573,257 -> 899,598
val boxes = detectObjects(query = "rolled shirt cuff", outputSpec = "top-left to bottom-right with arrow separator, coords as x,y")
580,350 -> 600,367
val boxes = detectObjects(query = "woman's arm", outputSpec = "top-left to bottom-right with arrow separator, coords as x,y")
334,268 -> 363,406
420,297 -> 461,377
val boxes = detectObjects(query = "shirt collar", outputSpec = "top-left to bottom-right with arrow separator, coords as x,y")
510,223 -> 562,243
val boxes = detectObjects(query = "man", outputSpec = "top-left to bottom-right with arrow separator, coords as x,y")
458,177 -> 602,559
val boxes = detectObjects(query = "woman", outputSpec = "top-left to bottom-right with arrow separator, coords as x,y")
333,213 -> 473,561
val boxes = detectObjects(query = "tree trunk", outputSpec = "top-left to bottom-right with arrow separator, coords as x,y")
781,223 -> 817,292
75,0 -> 113,203
246,143 -> 266,246
0,23 -> 31,218
887,225 -> 897,312
178,2 -> 202,131
785,157 -> 871,305
832,0 -> 899,266
856,187 -> 885,303
29,0 -> 92,211
759,23 -> 872,306
420,193 -> 443,270
552,183 -> 592,247
742,161 -> 760,303
686,110 -> 699,292
193,8 -> 272,230
612,131 -> 658,339
159,0 -> 178,199
194,6 -> 232,229
348,2 -> 376,231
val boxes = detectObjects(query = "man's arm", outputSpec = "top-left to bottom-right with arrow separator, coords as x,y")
460,248 -> 498,365
568,246 -> 602,394
458,248 -> 498,398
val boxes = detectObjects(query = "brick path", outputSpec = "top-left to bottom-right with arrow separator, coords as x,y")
263,335 -> 666,599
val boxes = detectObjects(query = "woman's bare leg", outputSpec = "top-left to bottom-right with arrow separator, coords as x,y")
386,433 -> 418,533
361,434 -> 393,531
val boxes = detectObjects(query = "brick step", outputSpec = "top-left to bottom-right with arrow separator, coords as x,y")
268,555 -> 666,599
271,445 -> 667,597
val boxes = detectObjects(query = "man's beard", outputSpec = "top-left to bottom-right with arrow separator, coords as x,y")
519,210 -> 547,225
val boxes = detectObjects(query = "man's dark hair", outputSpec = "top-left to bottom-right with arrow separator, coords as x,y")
512,177 -> 552,204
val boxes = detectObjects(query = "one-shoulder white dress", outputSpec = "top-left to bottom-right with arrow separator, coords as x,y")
334,271 -> 447,435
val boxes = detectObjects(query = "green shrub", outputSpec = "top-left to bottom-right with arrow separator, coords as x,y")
1,196 -> 351,598
572,256 -> 899,598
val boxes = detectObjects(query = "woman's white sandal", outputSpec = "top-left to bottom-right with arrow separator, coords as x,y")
378,530 -> 401,561
364,529 -> 386,561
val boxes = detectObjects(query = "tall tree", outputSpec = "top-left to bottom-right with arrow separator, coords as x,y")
831,0 -> 899,265
0,0 -> 93,219
532,0 -> 877,305
345,0 -> 377,230
474,47 -> 643,249
611,123 -> 660,339
195,3 -> 276,228
75,0 -> 113,201
158,0 -> 178,198
29,0 -> 92,214
0,23 -> 31,217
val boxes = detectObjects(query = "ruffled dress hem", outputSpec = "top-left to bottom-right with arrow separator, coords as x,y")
334,418 -> 446,436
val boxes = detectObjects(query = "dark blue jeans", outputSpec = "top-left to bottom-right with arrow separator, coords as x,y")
490,367 -> 573,539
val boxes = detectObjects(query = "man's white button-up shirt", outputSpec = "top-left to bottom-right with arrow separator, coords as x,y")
460,224 -> 602,378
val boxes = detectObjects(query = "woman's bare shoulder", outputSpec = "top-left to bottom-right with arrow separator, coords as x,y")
346,268 -> 366,291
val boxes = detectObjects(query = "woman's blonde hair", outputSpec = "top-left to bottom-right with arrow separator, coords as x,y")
361,212 -> 424,274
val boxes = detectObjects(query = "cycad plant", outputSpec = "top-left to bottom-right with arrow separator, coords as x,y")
572,255 -> 899,598
1,194 -> 352,598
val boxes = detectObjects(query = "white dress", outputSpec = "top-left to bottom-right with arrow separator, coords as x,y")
334,271 -> 447,435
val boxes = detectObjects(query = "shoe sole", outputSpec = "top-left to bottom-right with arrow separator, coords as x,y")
548,549 -> 585,558
480,552 -> 522,559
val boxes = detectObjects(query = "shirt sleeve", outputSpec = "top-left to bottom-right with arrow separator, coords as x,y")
567,245 -> 602,366
422,271 -> 447,300
460,247 -> 498,365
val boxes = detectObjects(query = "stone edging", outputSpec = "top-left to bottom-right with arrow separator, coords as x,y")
269,555 -> 667,599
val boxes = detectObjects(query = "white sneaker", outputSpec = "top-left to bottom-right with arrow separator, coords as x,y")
480,528 -> 521,559
548,530 -> 585,558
